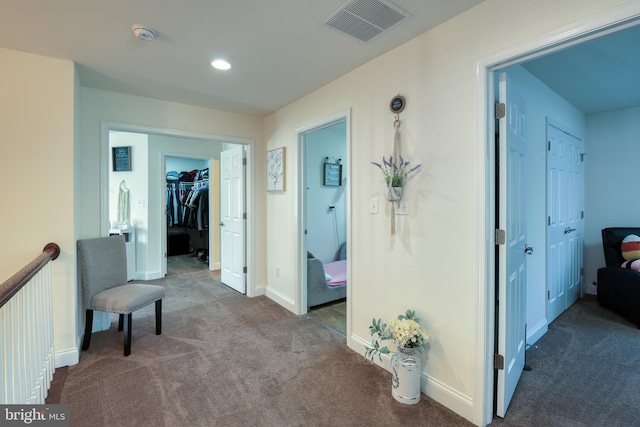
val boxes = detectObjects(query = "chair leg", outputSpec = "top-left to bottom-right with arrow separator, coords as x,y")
118,313 -> 124,331
123,313 -> 132,356
155,299 -> 162,335
82,310 -> 94,351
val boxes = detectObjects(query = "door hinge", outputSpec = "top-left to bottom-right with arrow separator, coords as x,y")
243,157 -> 247,165
581,268 -> 584,276
243,212 -> 247,220
494,354 -> 504,370
548,216 -> 551,226
243,266 -> 247,274
581,211 -> 584,219
548,290 -> 550,300
581,153 -> 585,162
495,229 -> 506,245
495,102 -> 506,119
548,141 -> 551,151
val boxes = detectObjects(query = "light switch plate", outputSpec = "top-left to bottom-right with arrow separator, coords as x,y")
396,200 -> 409,215
369,197 -> 379,214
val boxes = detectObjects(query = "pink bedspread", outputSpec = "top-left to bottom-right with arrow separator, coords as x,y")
324,260 -> 347,286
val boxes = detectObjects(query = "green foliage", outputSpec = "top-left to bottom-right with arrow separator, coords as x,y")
364,310 -> 430,362
371,156 -> 421,188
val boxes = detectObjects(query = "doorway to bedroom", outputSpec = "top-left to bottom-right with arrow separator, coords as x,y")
298,114 -> 348,337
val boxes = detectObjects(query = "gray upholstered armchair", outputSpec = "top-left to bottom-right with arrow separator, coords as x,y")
77,235 -> 165,356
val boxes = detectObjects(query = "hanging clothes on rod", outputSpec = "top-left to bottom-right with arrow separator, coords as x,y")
184,178 -> 209,231
166,169 -> 209,230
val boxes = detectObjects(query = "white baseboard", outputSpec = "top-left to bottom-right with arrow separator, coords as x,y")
350,333 -> 475,424
265,287 -> 296,313
527,319 -> 548,347
135,271 -> 163,281
250,284 -> 266,297
55,346 -> 79,368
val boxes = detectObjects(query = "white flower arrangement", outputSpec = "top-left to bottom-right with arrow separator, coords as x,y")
365,309 -> 430,362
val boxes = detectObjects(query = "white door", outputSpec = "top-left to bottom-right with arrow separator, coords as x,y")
220,146 -> 246,294
547,123 -> 583,323
496,72 -> 528,417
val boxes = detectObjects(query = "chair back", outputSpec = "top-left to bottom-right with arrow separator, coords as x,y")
78,235 -> 128,307
601,227 -> 640,267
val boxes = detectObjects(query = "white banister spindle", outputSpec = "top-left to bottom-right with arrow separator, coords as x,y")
0,258 -> 56,404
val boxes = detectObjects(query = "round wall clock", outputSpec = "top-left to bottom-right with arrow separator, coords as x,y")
390,95 -> 406,113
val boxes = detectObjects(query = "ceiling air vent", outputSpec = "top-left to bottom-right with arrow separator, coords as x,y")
323,0 -> 411,43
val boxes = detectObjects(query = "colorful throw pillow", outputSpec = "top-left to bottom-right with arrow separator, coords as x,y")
622,234 -> 640,260
621,234 -> 640,271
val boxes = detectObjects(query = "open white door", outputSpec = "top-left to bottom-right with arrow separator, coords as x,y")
220,146 -> 246,294
496,72 -> 528,417
547,122 -> 584,323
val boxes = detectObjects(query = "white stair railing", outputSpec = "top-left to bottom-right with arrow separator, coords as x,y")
0,243 -> 60,404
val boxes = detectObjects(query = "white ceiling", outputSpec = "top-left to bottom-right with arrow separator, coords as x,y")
3,1 -> 637,117
0,0 -> 486,117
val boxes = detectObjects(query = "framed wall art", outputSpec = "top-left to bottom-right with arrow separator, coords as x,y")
323,163 -> 342,186
267,147 -> 286,192
112,146 -> 132,172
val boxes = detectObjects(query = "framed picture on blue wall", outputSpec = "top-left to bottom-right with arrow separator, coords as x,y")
323,163 -> 342,186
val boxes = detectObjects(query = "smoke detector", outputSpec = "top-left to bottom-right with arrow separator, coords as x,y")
132,25 -> 156,42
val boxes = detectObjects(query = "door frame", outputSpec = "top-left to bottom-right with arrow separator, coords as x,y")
476,5 -> 640,425
100,121 -> 258,296
295,109 -> 351,333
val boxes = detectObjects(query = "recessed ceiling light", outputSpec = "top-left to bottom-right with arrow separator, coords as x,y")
211,59 -> 231,70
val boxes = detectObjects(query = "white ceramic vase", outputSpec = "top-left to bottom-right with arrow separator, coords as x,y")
391,346 -> 421,404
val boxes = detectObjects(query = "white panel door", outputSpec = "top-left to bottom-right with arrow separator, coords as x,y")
497,72 -> 528,418
547,123 -> 583,323
220,146 -> 246,294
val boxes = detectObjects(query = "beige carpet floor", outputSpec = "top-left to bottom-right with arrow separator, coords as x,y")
61,255 -> 639,426
60,254 -> 471,427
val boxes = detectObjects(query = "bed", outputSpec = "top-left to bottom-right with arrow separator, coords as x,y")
307,243 -> 347,308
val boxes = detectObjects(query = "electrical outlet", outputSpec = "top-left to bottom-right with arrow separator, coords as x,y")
136,199 -> 145,207
275,266 -> 280,277
369,197 -> 378,214
396,200 -> 410,215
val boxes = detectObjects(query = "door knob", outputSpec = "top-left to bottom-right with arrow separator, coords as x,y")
524,245 -> 534,255
564,227 -> 576,234
219,222 -> 225,227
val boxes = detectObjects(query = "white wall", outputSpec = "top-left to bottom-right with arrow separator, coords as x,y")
305,122 -> 347,263
108,132 -> 149,275
0,47 -> 78,367
503,65 -> 586,344
585,106 -> 640,290
262,0 -> 629,424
